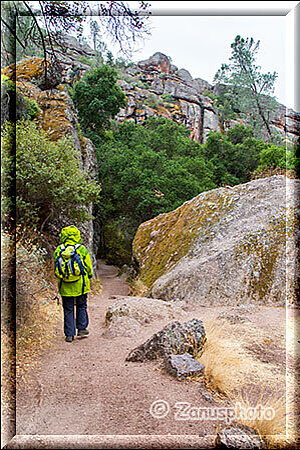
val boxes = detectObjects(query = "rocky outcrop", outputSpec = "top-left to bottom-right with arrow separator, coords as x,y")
116,52 -> 300,144
133,176 -> 300,306
126,319 -> 206,362
53,35 -> 96,69
2,58 -> 98,261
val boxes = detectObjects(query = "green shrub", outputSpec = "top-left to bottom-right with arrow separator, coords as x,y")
1,75 -> 40,122
252,142 -> 299,178
1,120 -> 101,232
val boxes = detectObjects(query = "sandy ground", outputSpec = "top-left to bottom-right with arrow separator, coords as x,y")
4,263 -> 299,449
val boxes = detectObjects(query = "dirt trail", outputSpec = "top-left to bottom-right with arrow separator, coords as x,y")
13,263 -> 297,449
15,263 -> 218,447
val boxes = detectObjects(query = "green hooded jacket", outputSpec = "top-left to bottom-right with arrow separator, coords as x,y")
53,225 -> 93,297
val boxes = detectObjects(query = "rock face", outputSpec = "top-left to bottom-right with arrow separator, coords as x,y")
126,319 -> 206,362
133,176 -> 300,306
2,58 -> 98,262
116,52 -> 300,143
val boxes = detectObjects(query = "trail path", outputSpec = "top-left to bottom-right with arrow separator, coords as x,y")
15,263 -> 219,448
14,263 -> 298,449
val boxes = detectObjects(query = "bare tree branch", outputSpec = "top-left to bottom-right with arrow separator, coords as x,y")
1,17 -> 26,50
22,1 -> 48,80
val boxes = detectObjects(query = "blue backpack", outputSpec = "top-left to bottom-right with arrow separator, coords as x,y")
54,244 -> 86,288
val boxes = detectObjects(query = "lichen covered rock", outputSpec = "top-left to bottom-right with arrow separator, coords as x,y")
215,424 -> 264,449
126,318 -> 206,362
164,353 -> 205,380
133,176 -> 299,306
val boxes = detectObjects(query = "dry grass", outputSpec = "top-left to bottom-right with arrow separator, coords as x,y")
16,283 -> 62,384
231,391 -> 296,449
194,316 -> 297,447
196,317 -> 286,394
195,319 -> 252,396
14,238 -> 62,384
129,278 -> 149,297
91,276 -> 103,295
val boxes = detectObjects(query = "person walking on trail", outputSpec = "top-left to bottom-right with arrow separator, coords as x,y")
53,225 -> 93,343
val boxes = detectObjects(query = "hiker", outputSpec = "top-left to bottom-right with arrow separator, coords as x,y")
53,225 -> 93,342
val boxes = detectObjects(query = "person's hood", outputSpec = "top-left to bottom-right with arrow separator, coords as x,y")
59,226 -> 82,245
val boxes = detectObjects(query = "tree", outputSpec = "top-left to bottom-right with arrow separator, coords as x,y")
90,19 -> 100,51
214,36 -> 278,140
95,119 -> 215,263
254,142 -> 299,175
89,19 -> 108,66
1,1 -> 151,81
72,65 -> 126,135
2,120 -> 101,233
203,125 -> 262,185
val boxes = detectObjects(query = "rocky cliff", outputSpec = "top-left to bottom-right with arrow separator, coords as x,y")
116,52 -> 300,144
2,57 -> 98,261
20,42 -> 298,146
133,175 -> 299,306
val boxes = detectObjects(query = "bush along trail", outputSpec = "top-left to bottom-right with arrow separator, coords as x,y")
13,261 -> 296,449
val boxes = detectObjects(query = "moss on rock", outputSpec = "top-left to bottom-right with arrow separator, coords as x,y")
133,188 -> 235,288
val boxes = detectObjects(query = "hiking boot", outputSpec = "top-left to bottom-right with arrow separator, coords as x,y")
77,328 -> 89,337
65,336 -> 74,342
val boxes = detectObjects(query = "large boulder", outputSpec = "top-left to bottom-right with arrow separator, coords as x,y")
126,319 -> 206,362
105,295 -> 185,325
133,176 -> 300,306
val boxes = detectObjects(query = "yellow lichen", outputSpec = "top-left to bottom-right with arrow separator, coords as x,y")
2,57 -> 49,82
133,190 -> 235,288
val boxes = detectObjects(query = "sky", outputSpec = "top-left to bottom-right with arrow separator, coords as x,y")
91,1 -> 299,110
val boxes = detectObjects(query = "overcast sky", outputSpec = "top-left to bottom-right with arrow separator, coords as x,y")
92,1 -> 299,110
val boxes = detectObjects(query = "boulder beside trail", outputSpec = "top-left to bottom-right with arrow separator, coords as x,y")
215,423 -> 264,449
102,316 -> 142,338
164,353 -> 205,380
133,176 -> 299,306
105,295 -> 186,325
126,319 -> 206,362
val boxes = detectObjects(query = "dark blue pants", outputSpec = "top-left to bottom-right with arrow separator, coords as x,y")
62,294 -> 88,337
